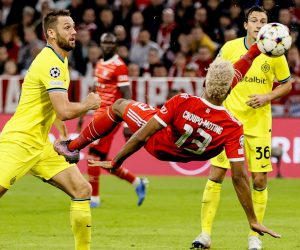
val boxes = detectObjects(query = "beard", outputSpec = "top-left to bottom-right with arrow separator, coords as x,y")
56,32 -> 74,52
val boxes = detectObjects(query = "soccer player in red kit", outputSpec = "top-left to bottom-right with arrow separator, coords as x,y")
82,33 -> 147,208
54,44 -> 281,248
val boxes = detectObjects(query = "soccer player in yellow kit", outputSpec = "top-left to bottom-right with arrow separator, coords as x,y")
193,6 -> 292,250
0,10 -> 100,250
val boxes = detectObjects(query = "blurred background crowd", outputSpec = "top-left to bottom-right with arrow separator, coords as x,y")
0,0 -> 300,116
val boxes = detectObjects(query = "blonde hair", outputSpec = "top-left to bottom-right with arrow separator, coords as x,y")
205,59 -> 234,101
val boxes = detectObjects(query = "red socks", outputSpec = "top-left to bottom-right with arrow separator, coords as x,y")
232,43 -> 261,88
88,164 -> 101,197
69,106 -> 120,151
113,167 -> 136,183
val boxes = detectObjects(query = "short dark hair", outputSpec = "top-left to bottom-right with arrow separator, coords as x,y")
43,9 -> 71,38
245,6 -> 268,22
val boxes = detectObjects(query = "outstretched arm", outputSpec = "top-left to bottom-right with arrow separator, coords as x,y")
230,161 -> 281,238
90,117 -> 164,170
231,43 -> 261,89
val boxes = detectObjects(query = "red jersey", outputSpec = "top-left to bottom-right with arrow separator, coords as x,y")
94,55 -> 130,112
145,94 -> 245,162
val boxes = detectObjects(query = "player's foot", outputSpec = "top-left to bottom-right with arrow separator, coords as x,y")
53,140 -> 79,164
191,232 -> 211,249
135,178 -> 148,206
248,236 -> 262,250
90,196 -> 101,208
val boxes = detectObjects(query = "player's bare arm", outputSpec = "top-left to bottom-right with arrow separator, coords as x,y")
230,161 -> 281,238
53,117 -> 68,140
120,85 -> 132,99
49,91 -> 101,120
246,80 -> 292,109
97,117 -> 164,170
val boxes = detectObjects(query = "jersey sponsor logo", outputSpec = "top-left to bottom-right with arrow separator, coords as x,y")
261,61 -> 270,73
49,80 -> 64,87
243,76 -> 266,84
49,67 -> 61,78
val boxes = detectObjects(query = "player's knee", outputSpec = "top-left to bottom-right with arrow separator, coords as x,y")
73,181 -> 92,198
112,98 -> 130,117
252,175 -> 267,190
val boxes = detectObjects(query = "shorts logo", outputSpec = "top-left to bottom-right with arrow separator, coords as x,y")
217,154 -> 225,163
261,61 -> 270,73
50,67 -> 61,78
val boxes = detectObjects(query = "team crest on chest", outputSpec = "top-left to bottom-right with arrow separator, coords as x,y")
261,61 -> 270,73
50,67 -> 61,78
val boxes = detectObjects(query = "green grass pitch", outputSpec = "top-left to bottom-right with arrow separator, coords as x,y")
0,175 -> 299,249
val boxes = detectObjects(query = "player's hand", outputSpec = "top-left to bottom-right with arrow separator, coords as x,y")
88,160 -> 118,173
88,160 -> 112,168
85,92 -> 101,110
246,94 -> 271,109
250,222 -> 281,238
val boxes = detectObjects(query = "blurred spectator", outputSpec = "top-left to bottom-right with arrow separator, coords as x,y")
141,47 -> 161,76
262,0 -> 279,22
85,42 -> 102,77
35,0 -> 55,14
94,7 -> 115,41
71,28 -> 92,75
0,0 -> 22,27
16,6 -> 36,44
193,7 -> 211,37
205,0 -> 223,39
0,44 -> 8,74
116,45 -> 130,64
129,29 -> 162,67
34,0 -> 55,41
193,45 -> 212,77
287,45 -> 300,76
183,62 -> 199,77
128,63 -> 140,77
142,0 -> 164,40
135,0 -> 150,11
2,58 -> 17,76
157,8 -> 177,52
77,8 -> 97,39
152,63 -> 168,77
229,2 -> 244,36
114,0 -> 137,31
188,26 -> 218,55
0,26 -> 20,61
66,0 -> 85,24
168,51 -> 187,77
174,0 -> 195,34
114,25 -> 130,48
285,80 -> 300,117
18,26 -> 45,74
223,28 -> 238,42
129,11 -> 144,45
214,12 -> 232,43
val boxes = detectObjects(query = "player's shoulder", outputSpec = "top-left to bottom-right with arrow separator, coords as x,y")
222,37 -> 244,50
34,46 -> 65,67
111,55 -> 126,66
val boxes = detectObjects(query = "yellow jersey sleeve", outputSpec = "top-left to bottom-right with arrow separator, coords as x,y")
219,37 -> 291,137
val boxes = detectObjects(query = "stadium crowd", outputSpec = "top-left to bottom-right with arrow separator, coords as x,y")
0,0 -> 299,116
